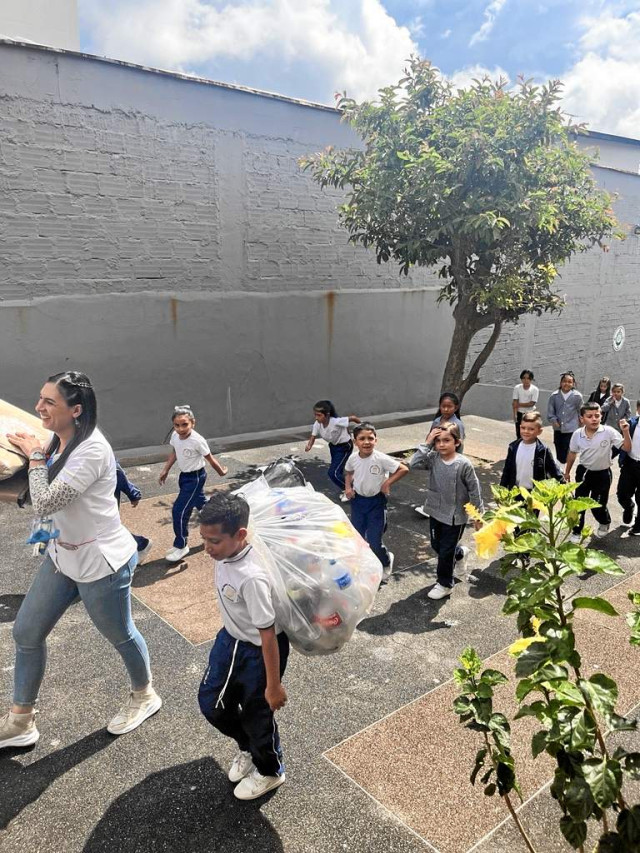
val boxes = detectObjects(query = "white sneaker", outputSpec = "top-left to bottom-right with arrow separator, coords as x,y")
414,506 -> 429,518
233,768 -> 285,800
569,533 -> 582,545
0,710 -> 39,749
427,583 -> 453,600
456,545 -> 469,574
107,685 -> 162,735
339,492 -> 350,503
165,546 -> 189,563
138,539 -> 154,564
594,524 -> 610,539
228,750 -> 255,783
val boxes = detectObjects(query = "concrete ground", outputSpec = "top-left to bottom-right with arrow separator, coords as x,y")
1,416 -> 640,853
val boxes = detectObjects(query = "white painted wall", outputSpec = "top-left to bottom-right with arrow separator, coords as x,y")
0,0 -> 79,51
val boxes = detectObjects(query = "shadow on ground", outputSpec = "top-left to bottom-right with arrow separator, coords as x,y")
82,757 -> 284,853
0,594 -> 24,623
0,729 -> 114,829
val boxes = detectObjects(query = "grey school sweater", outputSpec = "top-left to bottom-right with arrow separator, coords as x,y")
409,444 -> 483,526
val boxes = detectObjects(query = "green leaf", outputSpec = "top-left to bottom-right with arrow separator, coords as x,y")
554,680 -> 586,707
572,596 -> 619,616
515,677 -> 537,702
564,776 -> 594,822
579,673 -> 618,716
496,761 -> 517,796
617,805 -> 640,845
453,696 -> 472,716
488,713 -> 511,749
514,642 -> 550,677
531,729 -> 548,758
529,663 -> 570,685
458,646 -> 483,677
582,757 -> 622,809
570,709 -> 597,750
605,713 -> 638,735
559,816 -> 587,849
565,497 -> 601,513
582,550 -> 625,576
480,668 -> 508,686
470,747 -> 488,785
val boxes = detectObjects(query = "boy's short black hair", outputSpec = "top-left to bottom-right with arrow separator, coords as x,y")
353,422 -> 377,438
580,401 -> 601,416
199,492 -> 250,534
520,369 -> 534,380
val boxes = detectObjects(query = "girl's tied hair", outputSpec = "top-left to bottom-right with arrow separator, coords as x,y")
438,391 -> 461,413
173,405 -> 195,418
313,400 -> 338,418
46,371 -> 98,482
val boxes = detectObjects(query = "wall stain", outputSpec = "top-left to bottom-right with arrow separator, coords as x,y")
325,290 -> 335,349
169,297 -> 178,335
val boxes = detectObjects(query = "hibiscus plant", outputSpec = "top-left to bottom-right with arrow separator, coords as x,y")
455,480 -> 640,852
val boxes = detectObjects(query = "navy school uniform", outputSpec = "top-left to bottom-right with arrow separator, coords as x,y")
114,462 -> 150,553
169,430 -> 210,549
311,416 -> 353,491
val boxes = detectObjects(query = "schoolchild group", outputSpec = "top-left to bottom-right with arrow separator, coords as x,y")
3,369 -> 640,807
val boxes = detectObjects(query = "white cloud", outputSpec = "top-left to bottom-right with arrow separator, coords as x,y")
561,10 -> 640,136
448,64 -> 510,91
80,0 -> 418,103
440,28 -> 452,39
469,0 -> 509,47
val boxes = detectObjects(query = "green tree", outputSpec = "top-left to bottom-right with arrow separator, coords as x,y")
302,59 -> 618,399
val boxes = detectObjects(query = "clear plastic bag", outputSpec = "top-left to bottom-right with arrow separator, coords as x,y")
235,475 -> 383,656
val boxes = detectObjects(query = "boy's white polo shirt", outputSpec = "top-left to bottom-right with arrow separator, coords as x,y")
312,416 -> 350,444
170,428 -> 209,472
569,425 -> 622,470
215,544 -> 276,645
629,425 -> 640,461
345,449 -> 400,496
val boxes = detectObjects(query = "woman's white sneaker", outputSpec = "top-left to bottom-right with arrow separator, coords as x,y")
107,685 -> 162,735
233,768 -> 285,800
228,750 -> 255,783
0,710 -> 39,749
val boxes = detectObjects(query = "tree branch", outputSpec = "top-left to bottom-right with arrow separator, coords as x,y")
460,317 -> 503,397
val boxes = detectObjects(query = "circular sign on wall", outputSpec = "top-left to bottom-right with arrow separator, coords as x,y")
613,326 -> 625,352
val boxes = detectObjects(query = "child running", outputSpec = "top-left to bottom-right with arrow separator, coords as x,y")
500,411 -> 563,488
115,461 -> 153,563
198,492 -> 289,801
547,372 -> 583,464
409,423 -> 483,600
305,400 -> 360,501
564,402 -> 628,541
415,391 -> 465,518
512,370 -> 539,439
159,405 -> 228,562
344,423 -> 409,582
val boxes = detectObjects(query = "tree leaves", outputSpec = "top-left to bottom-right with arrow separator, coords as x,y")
572,596 -> 619,616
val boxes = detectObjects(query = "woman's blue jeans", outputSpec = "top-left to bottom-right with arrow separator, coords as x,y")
12,553 -> 151,706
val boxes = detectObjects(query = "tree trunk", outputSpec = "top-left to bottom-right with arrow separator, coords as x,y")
440,304 -> 503,402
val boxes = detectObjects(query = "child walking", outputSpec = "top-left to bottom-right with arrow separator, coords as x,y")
305,400 -> 360,500
415,391 -> 465,518
601,383 -> 632,433
159,405 -> 228,562
344,423 -> 408,581
115,461 -> 153,563
500,411 -> 563,488
409,423 -> 483,600
564,402 -> 628,541
617,413 -> 640,535
588,377 -> 611,407
198,492 -> 289,801
512,370 -> 539,439
547,372 -> 583,464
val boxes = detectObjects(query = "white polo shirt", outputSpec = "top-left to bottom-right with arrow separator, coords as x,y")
312,416 -> 351,445
345,449 -> 401,497
629,425 -> 640,462
569,425 -> 622,471
170,429 -> 209,472
47,429 -> 136,582
513,383 -> 539,412
215,545 -> 277,645
515,441 -> 537,488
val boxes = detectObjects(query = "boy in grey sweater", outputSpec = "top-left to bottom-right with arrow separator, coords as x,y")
409,424 -> 483,600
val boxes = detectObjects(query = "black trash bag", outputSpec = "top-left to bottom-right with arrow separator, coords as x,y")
260,457 -> 306,489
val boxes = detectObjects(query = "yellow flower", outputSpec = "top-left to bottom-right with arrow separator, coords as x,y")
509,616 -> 545,657
464,502 -> 484,522
473,518 -> 515,559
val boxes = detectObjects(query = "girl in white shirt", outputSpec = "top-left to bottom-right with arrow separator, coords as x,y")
158,406 -> 228,562
304,399 -> 360,500
1,371 -> 160,751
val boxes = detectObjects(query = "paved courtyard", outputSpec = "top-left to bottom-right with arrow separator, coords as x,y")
1,416 -> 639,853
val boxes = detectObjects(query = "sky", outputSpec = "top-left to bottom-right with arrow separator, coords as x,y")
78,0 -> 640,138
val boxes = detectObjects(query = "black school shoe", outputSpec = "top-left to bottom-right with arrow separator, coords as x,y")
623,506 -> 635,525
